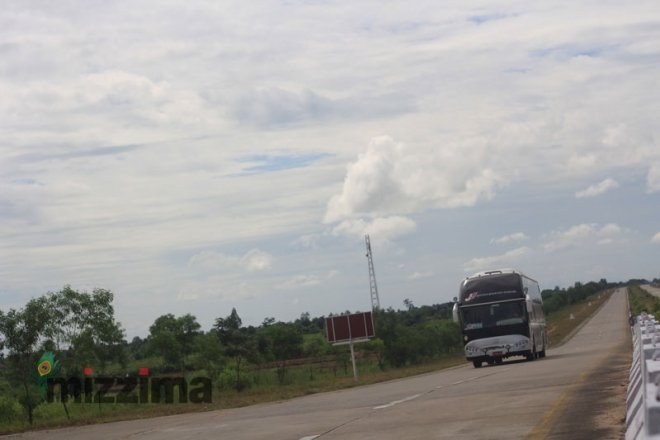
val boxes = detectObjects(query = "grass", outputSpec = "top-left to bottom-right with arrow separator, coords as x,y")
0,290 -> 611,434
628,285 -> 660,316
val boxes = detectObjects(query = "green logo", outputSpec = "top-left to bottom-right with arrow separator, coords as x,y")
36,352 -> 59,397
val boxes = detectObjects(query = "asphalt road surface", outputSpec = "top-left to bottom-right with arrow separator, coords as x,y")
6,289 -> 629,440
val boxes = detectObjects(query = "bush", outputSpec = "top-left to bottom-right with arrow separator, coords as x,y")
216,366 -> 252,392
0,396 -> 23,424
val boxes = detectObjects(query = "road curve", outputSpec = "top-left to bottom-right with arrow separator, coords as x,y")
5,289 -> 629,440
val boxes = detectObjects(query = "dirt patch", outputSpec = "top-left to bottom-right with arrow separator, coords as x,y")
546,341 -> 631,439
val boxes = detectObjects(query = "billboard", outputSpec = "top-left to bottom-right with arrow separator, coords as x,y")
325,311 -> 375,344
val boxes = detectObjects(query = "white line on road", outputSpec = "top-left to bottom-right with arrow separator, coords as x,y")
438,368 -> 510,389
299,436 -> 320,440
373,393 -> 422,410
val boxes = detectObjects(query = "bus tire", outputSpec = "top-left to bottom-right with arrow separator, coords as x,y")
538,335 -> 547,358
538,345 -> 546,358
526,340 -> 536,361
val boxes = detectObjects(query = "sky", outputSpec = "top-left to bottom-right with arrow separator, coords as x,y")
1,0 -> 659,337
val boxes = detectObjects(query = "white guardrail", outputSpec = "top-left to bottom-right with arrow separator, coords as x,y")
627,313 -> 660,439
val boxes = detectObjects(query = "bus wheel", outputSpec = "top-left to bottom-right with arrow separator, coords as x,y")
473,360 -> 482,368
538,345 -> 546,358
526,341 -> 536,361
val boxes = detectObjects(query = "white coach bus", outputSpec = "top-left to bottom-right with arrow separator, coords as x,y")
452,269 -> 547,368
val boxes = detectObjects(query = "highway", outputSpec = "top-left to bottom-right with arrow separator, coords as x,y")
7,289 -> 629,439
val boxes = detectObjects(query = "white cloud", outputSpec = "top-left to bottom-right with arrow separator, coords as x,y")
543,223 -> 624,252
652,232 -> 660,244
276,275 -> 321,290
463,247 -> 531,273
240,249 -> 273,272
575,178 -> 620,198
188,251 -> 238,269
408,271 -> 434,280
648,164 -> 660,193
331,216 -> 416,242
291,234 -> 321,249
490,232 -> 529,245
325,136 -> 505,223
188,249 -> 273,272
176,278 -> 255,302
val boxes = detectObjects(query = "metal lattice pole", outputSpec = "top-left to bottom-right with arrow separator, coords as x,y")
365,234 -> 380,311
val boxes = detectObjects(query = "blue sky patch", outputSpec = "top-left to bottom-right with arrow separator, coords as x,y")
237,153 -> 331,174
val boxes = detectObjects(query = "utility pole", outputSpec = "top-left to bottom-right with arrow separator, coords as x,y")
365,234 -> 380,311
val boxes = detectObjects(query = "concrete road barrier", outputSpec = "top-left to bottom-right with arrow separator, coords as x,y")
627,313 -> 660,439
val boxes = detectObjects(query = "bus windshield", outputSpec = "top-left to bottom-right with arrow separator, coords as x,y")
461,301 -> 526,330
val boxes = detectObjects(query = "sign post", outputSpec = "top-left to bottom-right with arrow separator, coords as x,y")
349,341 -> 358,381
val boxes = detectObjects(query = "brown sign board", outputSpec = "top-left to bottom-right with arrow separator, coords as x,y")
325,311 -> 375,344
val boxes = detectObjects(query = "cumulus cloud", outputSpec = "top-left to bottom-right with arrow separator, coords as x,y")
490,232 -> 529,245
463,247 -> 531,273
648,164 -> 660,193
543,223 -> 624,251
652,232 -> 660,244
575,178 -> 620,198
331,216 -> 416,241
324,136 -> 505,223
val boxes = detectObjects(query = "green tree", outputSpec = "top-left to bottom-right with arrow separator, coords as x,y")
177,314 -> 202,367
0,296 -> 51,424
147,313 -> 201,371
261,323 -> 303,384
214,308 -> 254,391
191,332 -> 225,381
46,286 -> 126,373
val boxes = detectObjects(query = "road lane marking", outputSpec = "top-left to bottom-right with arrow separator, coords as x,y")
438,368 -> 510,389
373,393 -> 422,410
299,436 -> 320,440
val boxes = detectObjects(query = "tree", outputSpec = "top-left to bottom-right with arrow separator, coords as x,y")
0,296 -> 51,424
177,314 -> 202,367
46,286 -> 125,373
260,323 -> 303,384
214,308 -> 254,391
303,333 -> 330,380
146,313 -> 201,372
191,332 -> 225,381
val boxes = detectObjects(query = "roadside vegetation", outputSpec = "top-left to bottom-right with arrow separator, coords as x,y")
628,284 -> 660,316
1,277 -> 656,433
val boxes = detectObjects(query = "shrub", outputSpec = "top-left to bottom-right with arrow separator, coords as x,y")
0,396 -> 23,425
